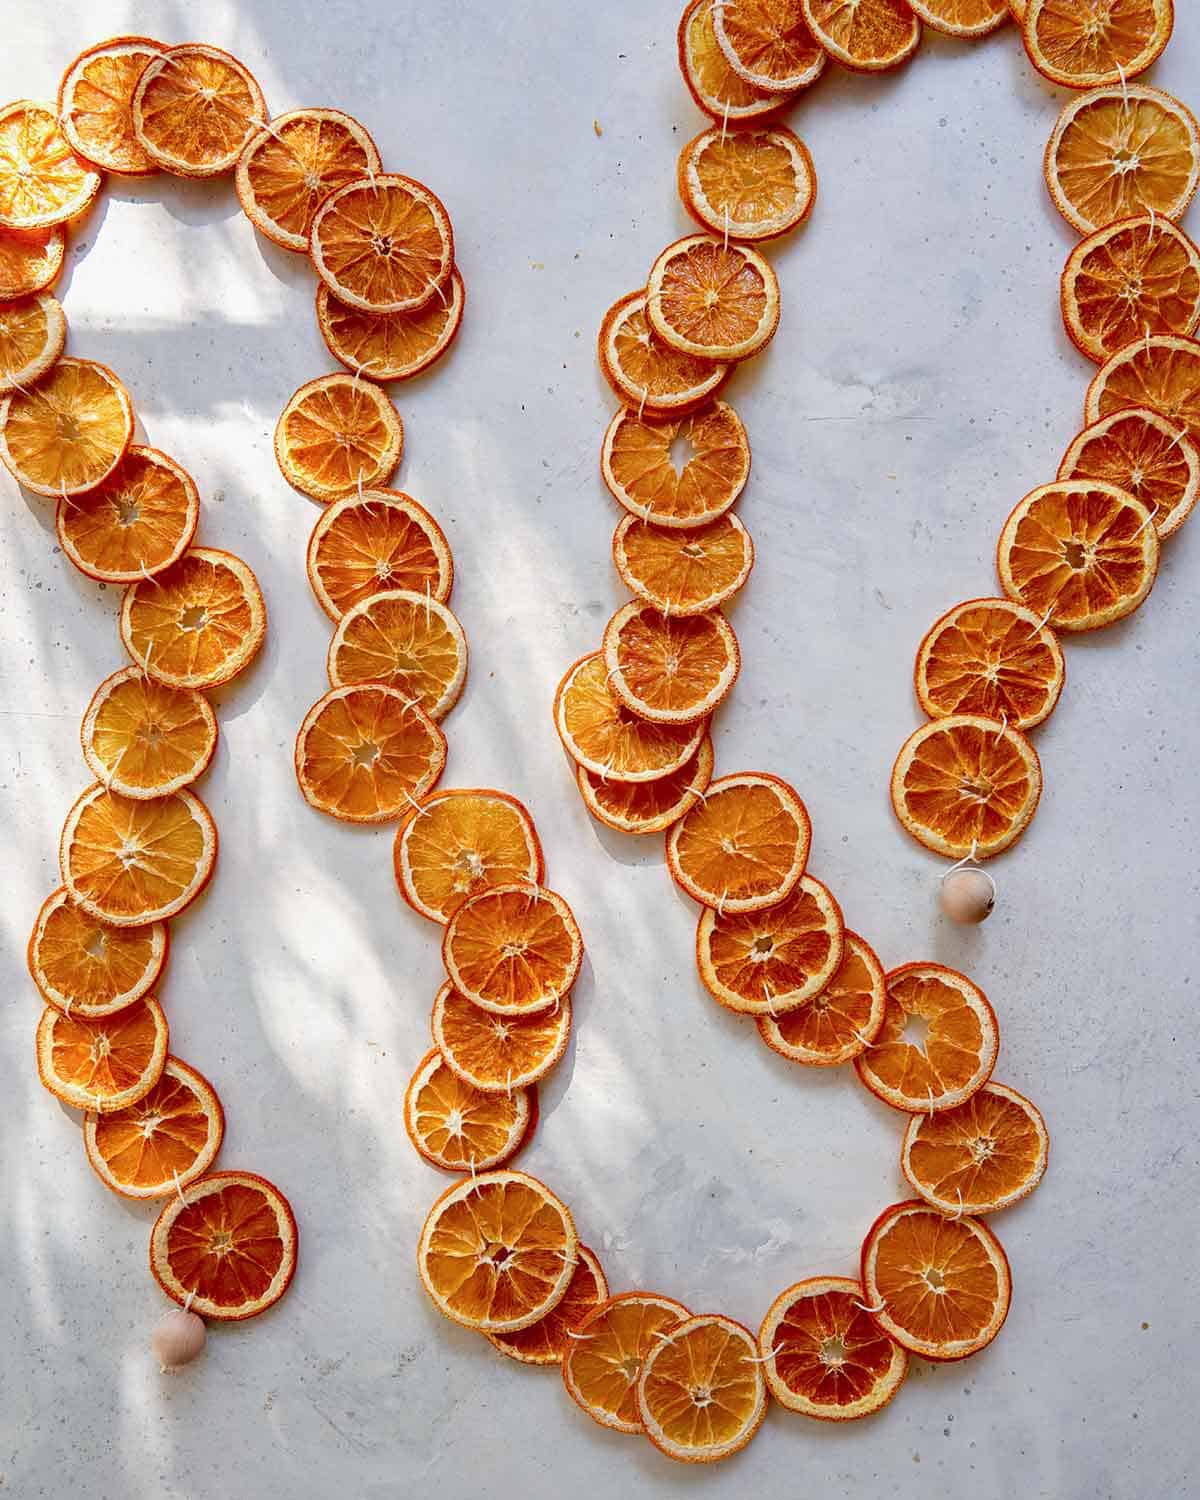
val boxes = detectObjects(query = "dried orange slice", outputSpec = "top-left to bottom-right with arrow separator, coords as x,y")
0,225 -> 65,299
1059,406 -> 1199,539
1061,216 -> 1200,365
310,174 -> 454,314
646,235 -> 780,362
0,357 -> 133,497
28,885 -> 167,1018
327,588 -> 467,720
712,1 -> 826,92
613,513 -> 754,615
563,1291 -> 691,1432
678,0 -> 788,123
83,1056 -> 223,1199
295,684 -> 446,823
488,1246 -> 608,1365
577,734 -> 714,835
696,873 -> 843,1015
121,547 -> 267,689
131,45 -> 266,178
1086,331 -> 1200,443
56,446 -> 199,583
432,979 -> 570,1093
0,101 -> 101,231
395,788 -> 543,924
758,1276 -> 909,1420
306,488 -> 452,622
891,714 -> 1042,861
667,771 -> 810,912
996,480 -> 1159,631
1022,0 -> 1171,89
58,37 -> 164,175
901,1081 -> 1049,1215
800,0 -> 922,71
1010,0 -> 1026,15
637,1313 -> 767,1464
149,1170 -> 298,1321
855,963 -> 998,1114
36,994 -> 167,1112
553,653 -> 707,782
316,271 -> 465,382
1045,85 -> 1200,235
235,108 -> 380,252
678,124 -> 815,242
860,1201 -> 1011,1361
417,1169 -> 579,1333
603,601 -> 740,725
0,291 -> 65,392
404,1047 -> 532,1172
82,665 -> 218,798
907,0 -> 1009,35
599,290 -> 728,415
914,597 -> 1066,730
757,930 -> 886,1066
60,783 -> 217,926
274,373 -> 402,504
601,400 -> 750,529
443,884 -> 582,1016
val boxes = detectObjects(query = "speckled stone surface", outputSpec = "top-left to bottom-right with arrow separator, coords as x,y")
2,4 -> 1197,1497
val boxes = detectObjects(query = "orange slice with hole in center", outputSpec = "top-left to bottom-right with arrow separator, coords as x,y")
1085,332 -> 1200,444
432,979 -> 570,1094
56,446 -> 200,583
860,1200 -> 1011,1361
800,0 -> 922,71
914,597 -> 1066,730
0,100 -> 101,231
678,124 -> 816,242
327,588 -> 467,720
1059,406 -> 1199,539
58,36 -> 164,175
907,0 -> 1009,35
131,44 -> 266,178
855,962 -> 998,1114
647,235 -> 780,362
667,770 -> 811,912
395,788 -> 544,924
36,993 -> 168,1112
404,1047 -> 532,1172
306,488 -> 452,622
1022,0 -> 1172,89
712,0 -> 826,92
0,357 -> 133,498
757,929 -> 887,1066
310,173 -> 454,314
613,513 -> 754,615
599,289 -> 728,415
82,665 -> 218,798
84,1056 -> 224,1199
28,886 -> 167,1018
0,291 -> 65,393
274,373 -> 403,503
601,400 -> 750,529
295,684 -> 446,823
487,1245 -> 608,1366
443,884 -> 582,1016
678,0 -> 789,123
149,1169 -> 298,1321
637,1313 -> 767,1464
562,1291 -> 691,1433
602,601 -> 741,725
553,653 -> 708,783
316,271 -> 465,382
758,1276 -> 909,1420
417,1169 -> 579,1333
900,1080 -> 1050,1215
577,733 -> 714,835
0,225 -> 65,299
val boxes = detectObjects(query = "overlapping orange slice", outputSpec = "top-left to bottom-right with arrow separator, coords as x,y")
637,1313 -> 767,1464
646,235 -> 780,362
326,588 -> 467,720
84,1056 -> 224,1198
132,44 -> 266,177
82,665 -> 218,798
613,513 -> 754,615
1022,0 -> 1172,89
432,980 -> 571,1093
306,488 -> 452,621
601,400 -> 750,529
554,653 -> 707,783
712,1 -> 826,93
58,36 -> 164,175
907,0 -> 1009,36
576,734 -> 714,835
900,1080 -> 1050,1215
56,446 -> 200,583
121,547 -> 267,689
667,771 -> 810,912
395,788 -> 543,924
1059,406 -> 1199,539
443,884 -> 582,1016
316,271 -> 465,382
0,100 -> 101,230
404,1048 -> 532,1172
0,291 -> 65,392
757,930 -> 887,1067
602,601 -> 740,724
678,0 -> 789,123
310,174 -> 454,314
0,357 -> 133,497
0,225 -> 65,299
800,0 -> 922,71
36,993 -> 168,1112
1061,215 -> 1200,364
488,1246 -> 608,1366
599,290 -> 728,415
914,597 -> 1065,730
28,885 -> 167,1018
678,124 -> 816,242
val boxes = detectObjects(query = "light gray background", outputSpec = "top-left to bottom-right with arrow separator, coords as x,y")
2,4 -> 1196,1497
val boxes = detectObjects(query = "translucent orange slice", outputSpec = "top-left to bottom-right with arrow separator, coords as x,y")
613,513 -> 753,616
0,100 -> 101,231
235,108 -> 380,252
121,547 -> 267,690
417,1169 -> 579,1333
84,1056 -> 223,1199
599,290 -> 728,415
36,994 -> 168,1112
310,174 -> 454,314
996,480 -> 1159,631
274,373 -> 403,503
443,884 -> 582,1016
666,770 -> 811,912
394,787 -> 543,924
696,873 -> 843,1015
327,588 -> 467,720
58,36 -> 164,175
488,1246 -> 608,1366
0,357 -> 133,497
316,271 -> 465,382
712,0 -> 826,92
854,962 -> 999,1113
404,1047 -> 532,1172
603,601 -> 740,724
577,733 -> 714,835
646,235 -> 780,362
562,1291 -> 691,1433
677,0 -> 788,123
306,488 -> 452,622
0,225 -> 65,299
800,0 -> 922,71
60,783 -> 217,926
907,0 -> 1009,36
637,1313 -> 767,1464
28,885 -> 167,1018
149,1170 -> 298,1321
0,291 -> 65,392
56,446 -> 199,583
758,1276 -> 909,1420
82,665 -> 218,798
131,45 -> 266,178
1085,332 -> 1200,444
1045,85 -> 1200,235
860,1201 -> 1011,1360
553,653 -> 707,782
432,979 -> 570,1093
914,597 -> 1066,730
601,400 -> 750,529
1059,406 -> 1199,539
757,930 -> 887,1066
678,125 -> 815,242
900,1080 -> 1050,1215
1022,0 -> 1171,89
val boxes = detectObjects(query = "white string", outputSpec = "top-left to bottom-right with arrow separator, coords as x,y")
1133,499 -> 1160,538
853,1298 -> 885,1315
171,1168 -> 187,1205
183,1290 -> 195,1313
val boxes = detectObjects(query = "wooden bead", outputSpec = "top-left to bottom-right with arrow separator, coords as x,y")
151,1308 -> 206,1371
940,867 -> 995,924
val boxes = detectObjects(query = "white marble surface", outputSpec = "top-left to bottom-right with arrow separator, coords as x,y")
2,4 -> 1197,1497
